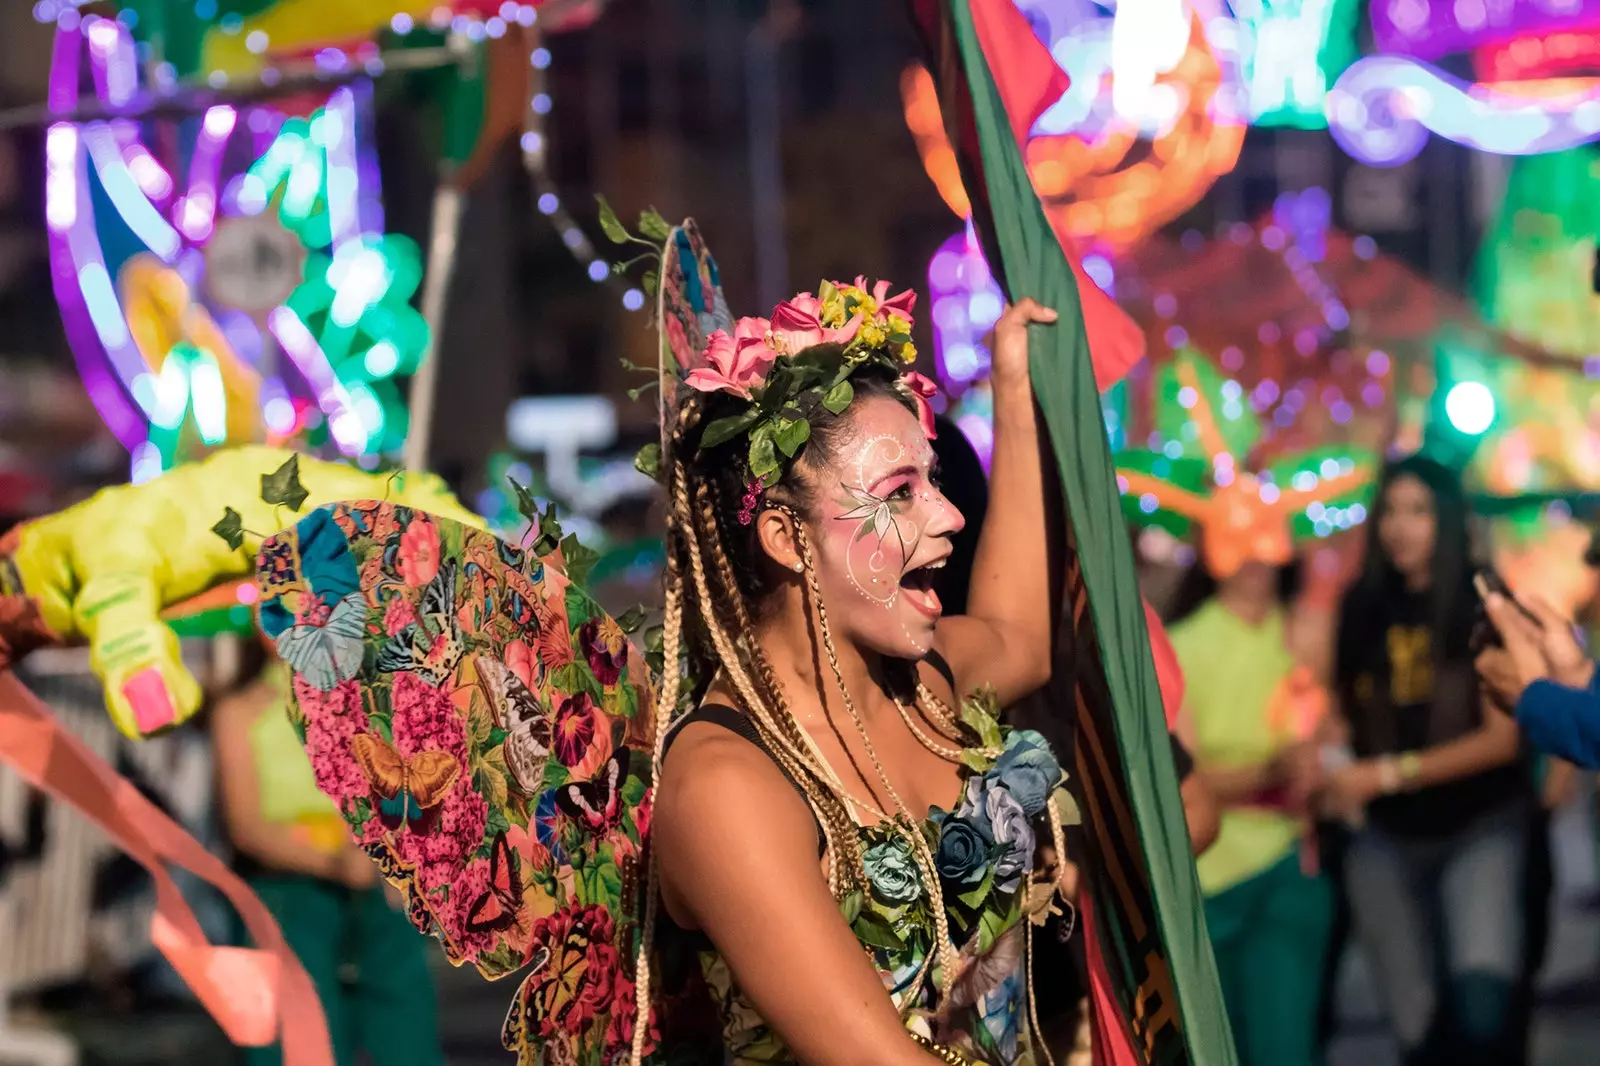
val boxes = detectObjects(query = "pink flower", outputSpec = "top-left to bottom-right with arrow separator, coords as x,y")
900,372 -> 939,440
295,678 -> 370,804
398,519 -> 441,587
383,595 -> 418,636
683,317 -> 774,399
856,276 -> 917,323
767,297 -> 859,355
390,671 -> 468,764
504,639 -> 535,690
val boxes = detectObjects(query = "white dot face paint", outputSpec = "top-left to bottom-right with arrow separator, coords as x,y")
807,396 -> 964,660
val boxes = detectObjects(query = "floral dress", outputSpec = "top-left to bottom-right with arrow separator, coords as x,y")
688,699 -> 1066,1066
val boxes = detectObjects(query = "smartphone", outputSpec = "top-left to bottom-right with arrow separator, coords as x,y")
1470,568 -> 1540,654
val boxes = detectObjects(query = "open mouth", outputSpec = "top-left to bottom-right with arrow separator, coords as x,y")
900,558 -> 946,620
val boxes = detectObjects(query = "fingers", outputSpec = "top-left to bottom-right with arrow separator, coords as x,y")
1485,593 -> 1542,647
997,298 -> 1059,329
1524,595 -> 1575,643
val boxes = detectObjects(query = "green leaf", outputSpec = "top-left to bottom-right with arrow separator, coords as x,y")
627,381 -> 660,402
560,533 -> 600,586
955,863 -> 997,910
638,208 -> 672,241
851,908 -> 906,951
823,380 -> 854,415
615,604 -> 649,634
642,270 -> 659,297
211,507 -> 245,551
621,774 -> 648,809
775,417 -> 811,458
1052,786 -> 1082,827
644,624 -> 665,654
507,476 -> 540,526
531,500 -> 565,557
595,194 -> 629,244
633,443 -> 661,480
838,889 -> 864,925
260,454 -> 310,511
485,805 -> 511,841
976,894 -> 1021,955
700,409 -> 759,449
552,661 -> 601,699
748,430 -> 779,480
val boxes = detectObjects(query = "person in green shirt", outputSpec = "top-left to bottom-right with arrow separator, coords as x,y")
1167,558 -> 1331,1066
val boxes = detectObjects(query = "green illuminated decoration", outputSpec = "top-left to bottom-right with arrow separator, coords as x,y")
1234,0 -> 1361,129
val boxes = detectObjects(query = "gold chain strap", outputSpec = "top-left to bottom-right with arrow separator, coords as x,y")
910,1032 -> 977,1066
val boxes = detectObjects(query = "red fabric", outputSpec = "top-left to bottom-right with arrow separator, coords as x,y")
967,0 -> 1148,390
1144,599 -> 1183,731
1082,888 -> 1143,1066
0,671 -> 333,1065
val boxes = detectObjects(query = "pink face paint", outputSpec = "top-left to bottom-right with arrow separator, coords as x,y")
808,397 -> 964,659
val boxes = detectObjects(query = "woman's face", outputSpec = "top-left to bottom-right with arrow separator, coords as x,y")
1378,473 -> 1437,581
802,396 -> 965,658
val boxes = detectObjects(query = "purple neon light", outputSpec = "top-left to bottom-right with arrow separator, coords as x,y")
323,88 -> 361,246
928,225 -> 1005,398
1369,0 -> 1600,62
176,105 -> 237,242
82,124 -> 181,259
1328,54 -> 1600,166
268,306 -> 363,455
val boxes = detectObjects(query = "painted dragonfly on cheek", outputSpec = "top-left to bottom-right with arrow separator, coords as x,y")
835,484 -> 918,606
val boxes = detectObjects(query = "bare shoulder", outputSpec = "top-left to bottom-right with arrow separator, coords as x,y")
655,716 -> 822,928
656,720 -> 815,842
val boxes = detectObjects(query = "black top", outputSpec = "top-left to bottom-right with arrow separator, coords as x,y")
1339,585 -> 1531,837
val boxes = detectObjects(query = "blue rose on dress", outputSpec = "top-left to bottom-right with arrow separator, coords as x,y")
863,836 -> 924,906
985,729 -> 1061,818
933,814 -> 991,887
984,786 -> 1035,894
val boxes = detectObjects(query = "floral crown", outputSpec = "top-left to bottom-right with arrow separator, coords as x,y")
678,277 -> 937,489
596,202 -> 937,494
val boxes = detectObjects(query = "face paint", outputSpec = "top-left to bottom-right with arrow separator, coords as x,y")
807,397 -> 964,659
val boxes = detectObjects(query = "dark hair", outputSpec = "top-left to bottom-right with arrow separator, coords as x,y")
1161,555 -> 1301,626
1338,455 -> 1475,683
929,414 -> 986,616
683,353 -> 917,617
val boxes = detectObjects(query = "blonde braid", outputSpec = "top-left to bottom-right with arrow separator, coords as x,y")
792,522 -> 962,993
672,457 -> 867,894
627,428 -> 698,1066
695,486 -> 865,888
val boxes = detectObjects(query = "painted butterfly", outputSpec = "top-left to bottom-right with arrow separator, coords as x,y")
349,733 -> 461,834
375,559 -> 463,683
476,658 -> 552,792
465,832 -> 526,937
554,750 -> 627,833
499,946 -> 553,1055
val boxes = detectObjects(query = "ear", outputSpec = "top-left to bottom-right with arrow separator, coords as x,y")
754,507 -> 804,573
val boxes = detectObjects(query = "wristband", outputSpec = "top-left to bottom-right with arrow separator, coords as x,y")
1376,756 -> 1402,796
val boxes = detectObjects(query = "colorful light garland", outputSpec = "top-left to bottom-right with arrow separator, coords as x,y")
1367,0 -> 1600,62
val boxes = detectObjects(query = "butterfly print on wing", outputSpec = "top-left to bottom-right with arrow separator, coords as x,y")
477,658 -> 553,792
349,733 -> 462,835
554,751 -> 627,834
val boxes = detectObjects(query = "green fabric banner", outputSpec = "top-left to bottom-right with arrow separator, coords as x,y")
941,2 -> 1238,1062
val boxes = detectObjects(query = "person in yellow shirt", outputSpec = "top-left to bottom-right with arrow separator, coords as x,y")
211,639 -> 444,1066
1167,557 -> 1331,1066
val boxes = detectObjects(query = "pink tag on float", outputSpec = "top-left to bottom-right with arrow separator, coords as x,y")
124,667 -> 177,734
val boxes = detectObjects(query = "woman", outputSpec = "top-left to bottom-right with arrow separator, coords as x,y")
1327,456 -> 1533,1066
1165,557 -> 1330,1066
211,640 -> 444,1066
651,286 -> 1066,1066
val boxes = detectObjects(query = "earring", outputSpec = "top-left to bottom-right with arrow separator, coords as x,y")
792,562 -> 803,573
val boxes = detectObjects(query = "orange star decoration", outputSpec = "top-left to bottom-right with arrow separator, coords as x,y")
1116,350 -> 1379,579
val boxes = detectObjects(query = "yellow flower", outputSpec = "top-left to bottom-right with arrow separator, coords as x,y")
886,314 -> 912,339
844,287 -> 877,320
899,340 -> 918,364
857,321 -> 887,349
820,292 -> 849,328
